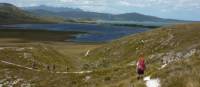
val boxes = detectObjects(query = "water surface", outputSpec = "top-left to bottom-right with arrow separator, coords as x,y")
0,23 -> 149,43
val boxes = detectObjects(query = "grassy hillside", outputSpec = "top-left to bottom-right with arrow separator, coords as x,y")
81,23 -> 200,86
0,3 -> 62,24
83,23 -> 200,69
0,23 -> 200,87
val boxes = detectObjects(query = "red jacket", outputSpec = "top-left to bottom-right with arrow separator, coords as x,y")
137,57 -> 146,71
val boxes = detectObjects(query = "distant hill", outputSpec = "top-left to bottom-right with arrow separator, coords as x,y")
113,13 -> 166,22
24,5 -> 186,22
0,3 -> 59,24
25,8 -> 112,20
23,5 -> 83,12
0,3 -> 190,24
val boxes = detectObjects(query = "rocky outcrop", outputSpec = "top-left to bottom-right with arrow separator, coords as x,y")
148,46 -> 200,65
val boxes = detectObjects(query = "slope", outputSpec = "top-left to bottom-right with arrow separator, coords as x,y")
81,23 -> 200,87
1,23 -> 200,87
0,3 -> 59,24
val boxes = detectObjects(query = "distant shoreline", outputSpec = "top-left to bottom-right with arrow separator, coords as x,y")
0,28 -> 87,42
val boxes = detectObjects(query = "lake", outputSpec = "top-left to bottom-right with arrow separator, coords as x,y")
0,23 -> 149,43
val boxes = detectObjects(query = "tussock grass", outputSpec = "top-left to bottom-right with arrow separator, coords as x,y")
83,23 -> 200,70
154,55 -> 200,87
1,23 -> 200,87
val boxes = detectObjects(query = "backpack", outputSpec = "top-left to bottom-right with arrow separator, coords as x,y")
138,58 -> 145,70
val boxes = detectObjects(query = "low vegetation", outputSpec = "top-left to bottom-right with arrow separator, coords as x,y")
82,23 -> 200,87
0,23 -> 200,87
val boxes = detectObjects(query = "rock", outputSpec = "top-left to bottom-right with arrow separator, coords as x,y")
84,76 -> 91,81
145,78 -> 161,87
0,79 -> 7,84
12,79 -> 23,85
27,47 -> 33,50
21,83 -> 31,87
16,48 -> 25,51
144,76 -> 151,81
184,49 -> 196,58
0,47 -> 4,50
162,52 -> 175,64
113,51 -> 120,56
159,64 -> 167,70
176,52 -> 183,59
85,50 -> 90,56
23,53 -> 32,59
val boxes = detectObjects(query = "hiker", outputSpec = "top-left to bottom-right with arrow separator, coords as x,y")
136,54 -> 146,80
47,65 -> 50,71
32,62 -> 36,69
52,64 -> 56,71
66,65 -> 69,71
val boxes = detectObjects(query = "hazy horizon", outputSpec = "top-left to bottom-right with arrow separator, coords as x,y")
0,0 -> 200,21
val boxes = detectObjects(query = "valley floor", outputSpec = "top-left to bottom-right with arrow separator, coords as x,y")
1,23 -> 200,87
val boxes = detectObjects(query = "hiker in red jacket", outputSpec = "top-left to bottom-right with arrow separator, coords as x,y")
136,54 -> 146,80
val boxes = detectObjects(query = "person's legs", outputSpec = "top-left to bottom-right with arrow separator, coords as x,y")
137,75 -> 140,80
137,69 -> 144,80
140,70 -> 144,79
137,69 -> 140,80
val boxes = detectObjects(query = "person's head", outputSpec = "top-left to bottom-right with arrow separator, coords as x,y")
139,53 -> 144,58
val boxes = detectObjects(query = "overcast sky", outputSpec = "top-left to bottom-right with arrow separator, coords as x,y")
0,0 -> 200,21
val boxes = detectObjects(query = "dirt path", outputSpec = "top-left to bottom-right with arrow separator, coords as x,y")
0,60 -> 92,74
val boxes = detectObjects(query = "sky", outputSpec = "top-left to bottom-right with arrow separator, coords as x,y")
0,0 -> 200,21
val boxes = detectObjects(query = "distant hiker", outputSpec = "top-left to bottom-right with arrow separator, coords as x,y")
47,65 -> 50,71
66,65 -> 69,71
52,64 -> 56,71
32,62 -> 36,69
136,54 -> 146,80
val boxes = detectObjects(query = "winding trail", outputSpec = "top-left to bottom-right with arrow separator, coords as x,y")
0,60 -> 92,74
1,60 -> 161,87
0,60 -> 41,72
0,59 -> 136,74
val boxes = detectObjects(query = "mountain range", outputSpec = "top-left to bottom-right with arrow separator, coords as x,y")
23,5 -> 184,22
0,3 -> 189,24
23,5 -> 83,12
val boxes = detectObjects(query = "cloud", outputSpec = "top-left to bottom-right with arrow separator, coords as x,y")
57,0 -> 105,6
119,0 -> 148,8
1,0 -> 199,9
